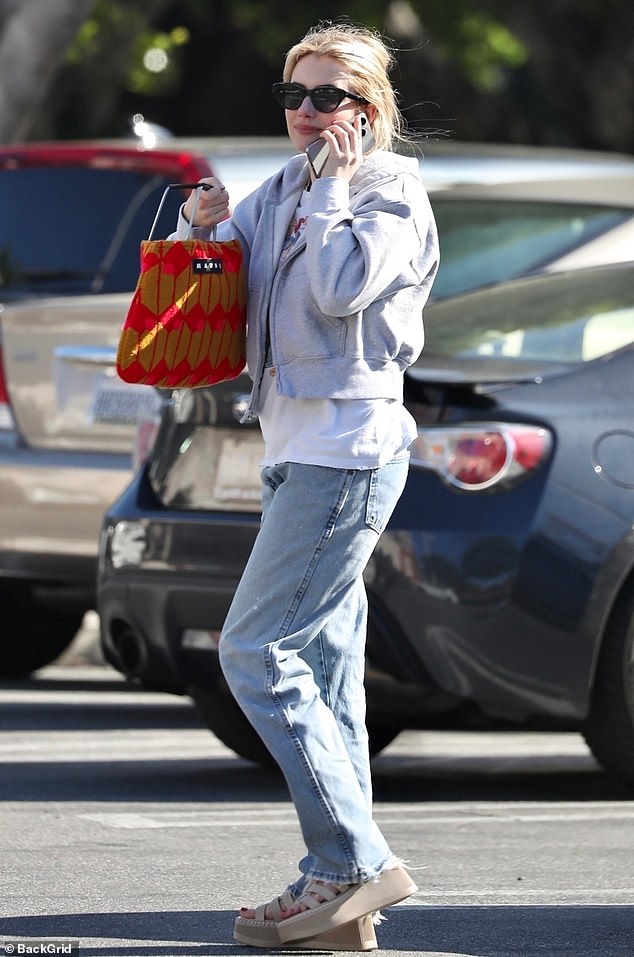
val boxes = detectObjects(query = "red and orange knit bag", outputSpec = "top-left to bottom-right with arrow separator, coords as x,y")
116,183 -> 246,389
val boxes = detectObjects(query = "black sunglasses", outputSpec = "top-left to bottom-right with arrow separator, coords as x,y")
272,82 -> 367,113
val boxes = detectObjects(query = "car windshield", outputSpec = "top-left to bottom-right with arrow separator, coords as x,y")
431,199 -> 632,298
0,166 -> 185,295
422,266 -> 634,365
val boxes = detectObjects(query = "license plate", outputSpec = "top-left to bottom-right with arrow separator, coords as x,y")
214,434 -> 263,503
90,373 -> 162,425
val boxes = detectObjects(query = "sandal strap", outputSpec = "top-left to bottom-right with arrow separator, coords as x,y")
249,887 -> 297,922
267,888 -> 296,921
247,879 -> 353,922
295,879 -> 351,911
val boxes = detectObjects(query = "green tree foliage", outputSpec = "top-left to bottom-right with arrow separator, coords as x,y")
2,0 -> 632,152
406,0 -> 634,150
0,0 -> 94,142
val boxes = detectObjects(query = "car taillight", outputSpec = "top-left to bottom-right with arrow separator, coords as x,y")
410,423 -> 552,491
133,408 -> 161,471
0,343 -> 16,432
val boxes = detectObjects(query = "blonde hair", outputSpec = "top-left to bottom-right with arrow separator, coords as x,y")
282,22 -> 401,151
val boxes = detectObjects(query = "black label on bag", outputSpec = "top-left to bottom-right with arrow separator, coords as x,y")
192,258 -> 224,274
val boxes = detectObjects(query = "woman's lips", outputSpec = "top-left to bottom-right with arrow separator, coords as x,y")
295,124 -> 322,137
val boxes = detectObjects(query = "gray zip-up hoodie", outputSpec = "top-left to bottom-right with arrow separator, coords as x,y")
175,149 -> 439,420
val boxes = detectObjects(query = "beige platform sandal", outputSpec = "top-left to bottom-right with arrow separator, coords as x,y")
277,865 -> 416,944
233,887 -> 378,950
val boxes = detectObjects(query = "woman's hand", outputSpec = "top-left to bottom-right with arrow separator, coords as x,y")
182,177 -> 230,228
316,114 -> 367,183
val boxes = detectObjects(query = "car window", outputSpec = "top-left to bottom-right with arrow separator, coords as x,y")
206,150 -> 294,206
0,167 -> 186,296
423,267 -> 634,365
431,199 -> 633,298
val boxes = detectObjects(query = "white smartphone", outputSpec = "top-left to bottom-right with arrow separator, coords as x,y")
306,113 -> 374,178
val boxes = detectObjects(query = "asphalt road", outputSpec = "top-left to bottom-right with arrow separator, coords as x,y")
1,626 -> 634,957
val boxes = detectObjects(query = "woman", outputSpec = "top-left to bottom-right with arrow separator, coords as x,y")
175,21 -> 439,951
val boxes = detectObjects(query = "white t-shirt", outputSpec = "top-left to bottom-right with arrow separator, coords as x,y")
259,191 -> 416,470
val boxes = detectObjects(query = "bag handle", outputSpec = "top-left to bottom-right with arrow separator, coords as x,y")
147,182 -> 216,241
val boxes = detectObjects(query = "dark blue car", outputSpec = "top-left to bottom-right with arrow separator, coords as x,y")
98,261 -> 634,784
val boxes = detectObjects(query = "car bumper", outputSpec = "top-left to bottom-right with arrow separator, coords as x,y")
98,467 -> 260,691
0,446 -> 133,586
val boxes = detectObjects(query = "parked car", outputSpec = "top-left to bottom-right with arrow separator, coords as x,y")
3,139 -> 634,676
98,259 -> 634,782
0,137 -> 293,676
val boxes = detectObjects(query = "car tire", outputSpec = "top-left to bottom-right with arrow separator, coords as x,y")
189,680 -> 400,767
583,586 -> 634,785
0,582 -> 84,677
189,680 -> 274,766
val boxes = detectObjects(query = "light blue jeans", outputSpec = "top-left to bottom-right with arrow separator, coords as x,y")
219,455 -> 409,885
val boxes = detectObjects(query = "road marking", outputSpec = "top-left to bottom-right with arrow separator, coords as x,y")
81,808 -> 294,829
80,802 -> 634,830
0,730 -> 222,762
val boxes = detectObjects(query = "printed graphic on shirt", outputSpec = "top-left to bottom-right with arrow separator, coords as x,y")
280,200 -> 309,264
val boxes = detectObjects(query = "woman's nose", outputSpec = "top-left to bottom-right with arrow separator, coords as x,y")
297,95 -> 316,115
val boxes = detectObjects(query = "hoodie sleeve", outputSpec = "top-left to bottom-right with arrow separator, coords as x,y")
302,159 -> 439,318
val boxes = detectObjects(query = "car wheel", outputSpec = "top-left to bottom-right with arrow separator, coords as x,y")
0,582 -> 84,676
189,680 -> 274,766
366,721 -> 400,755
583,586 -> 634,785
189,681 -> 400,766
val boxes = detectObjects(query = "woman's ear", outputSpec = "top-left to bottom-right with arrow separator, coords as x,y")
363,105 -> 378,126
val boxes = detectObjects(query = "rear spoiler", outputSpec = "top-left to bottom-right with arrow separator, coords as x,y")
405,355 -> 572,389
